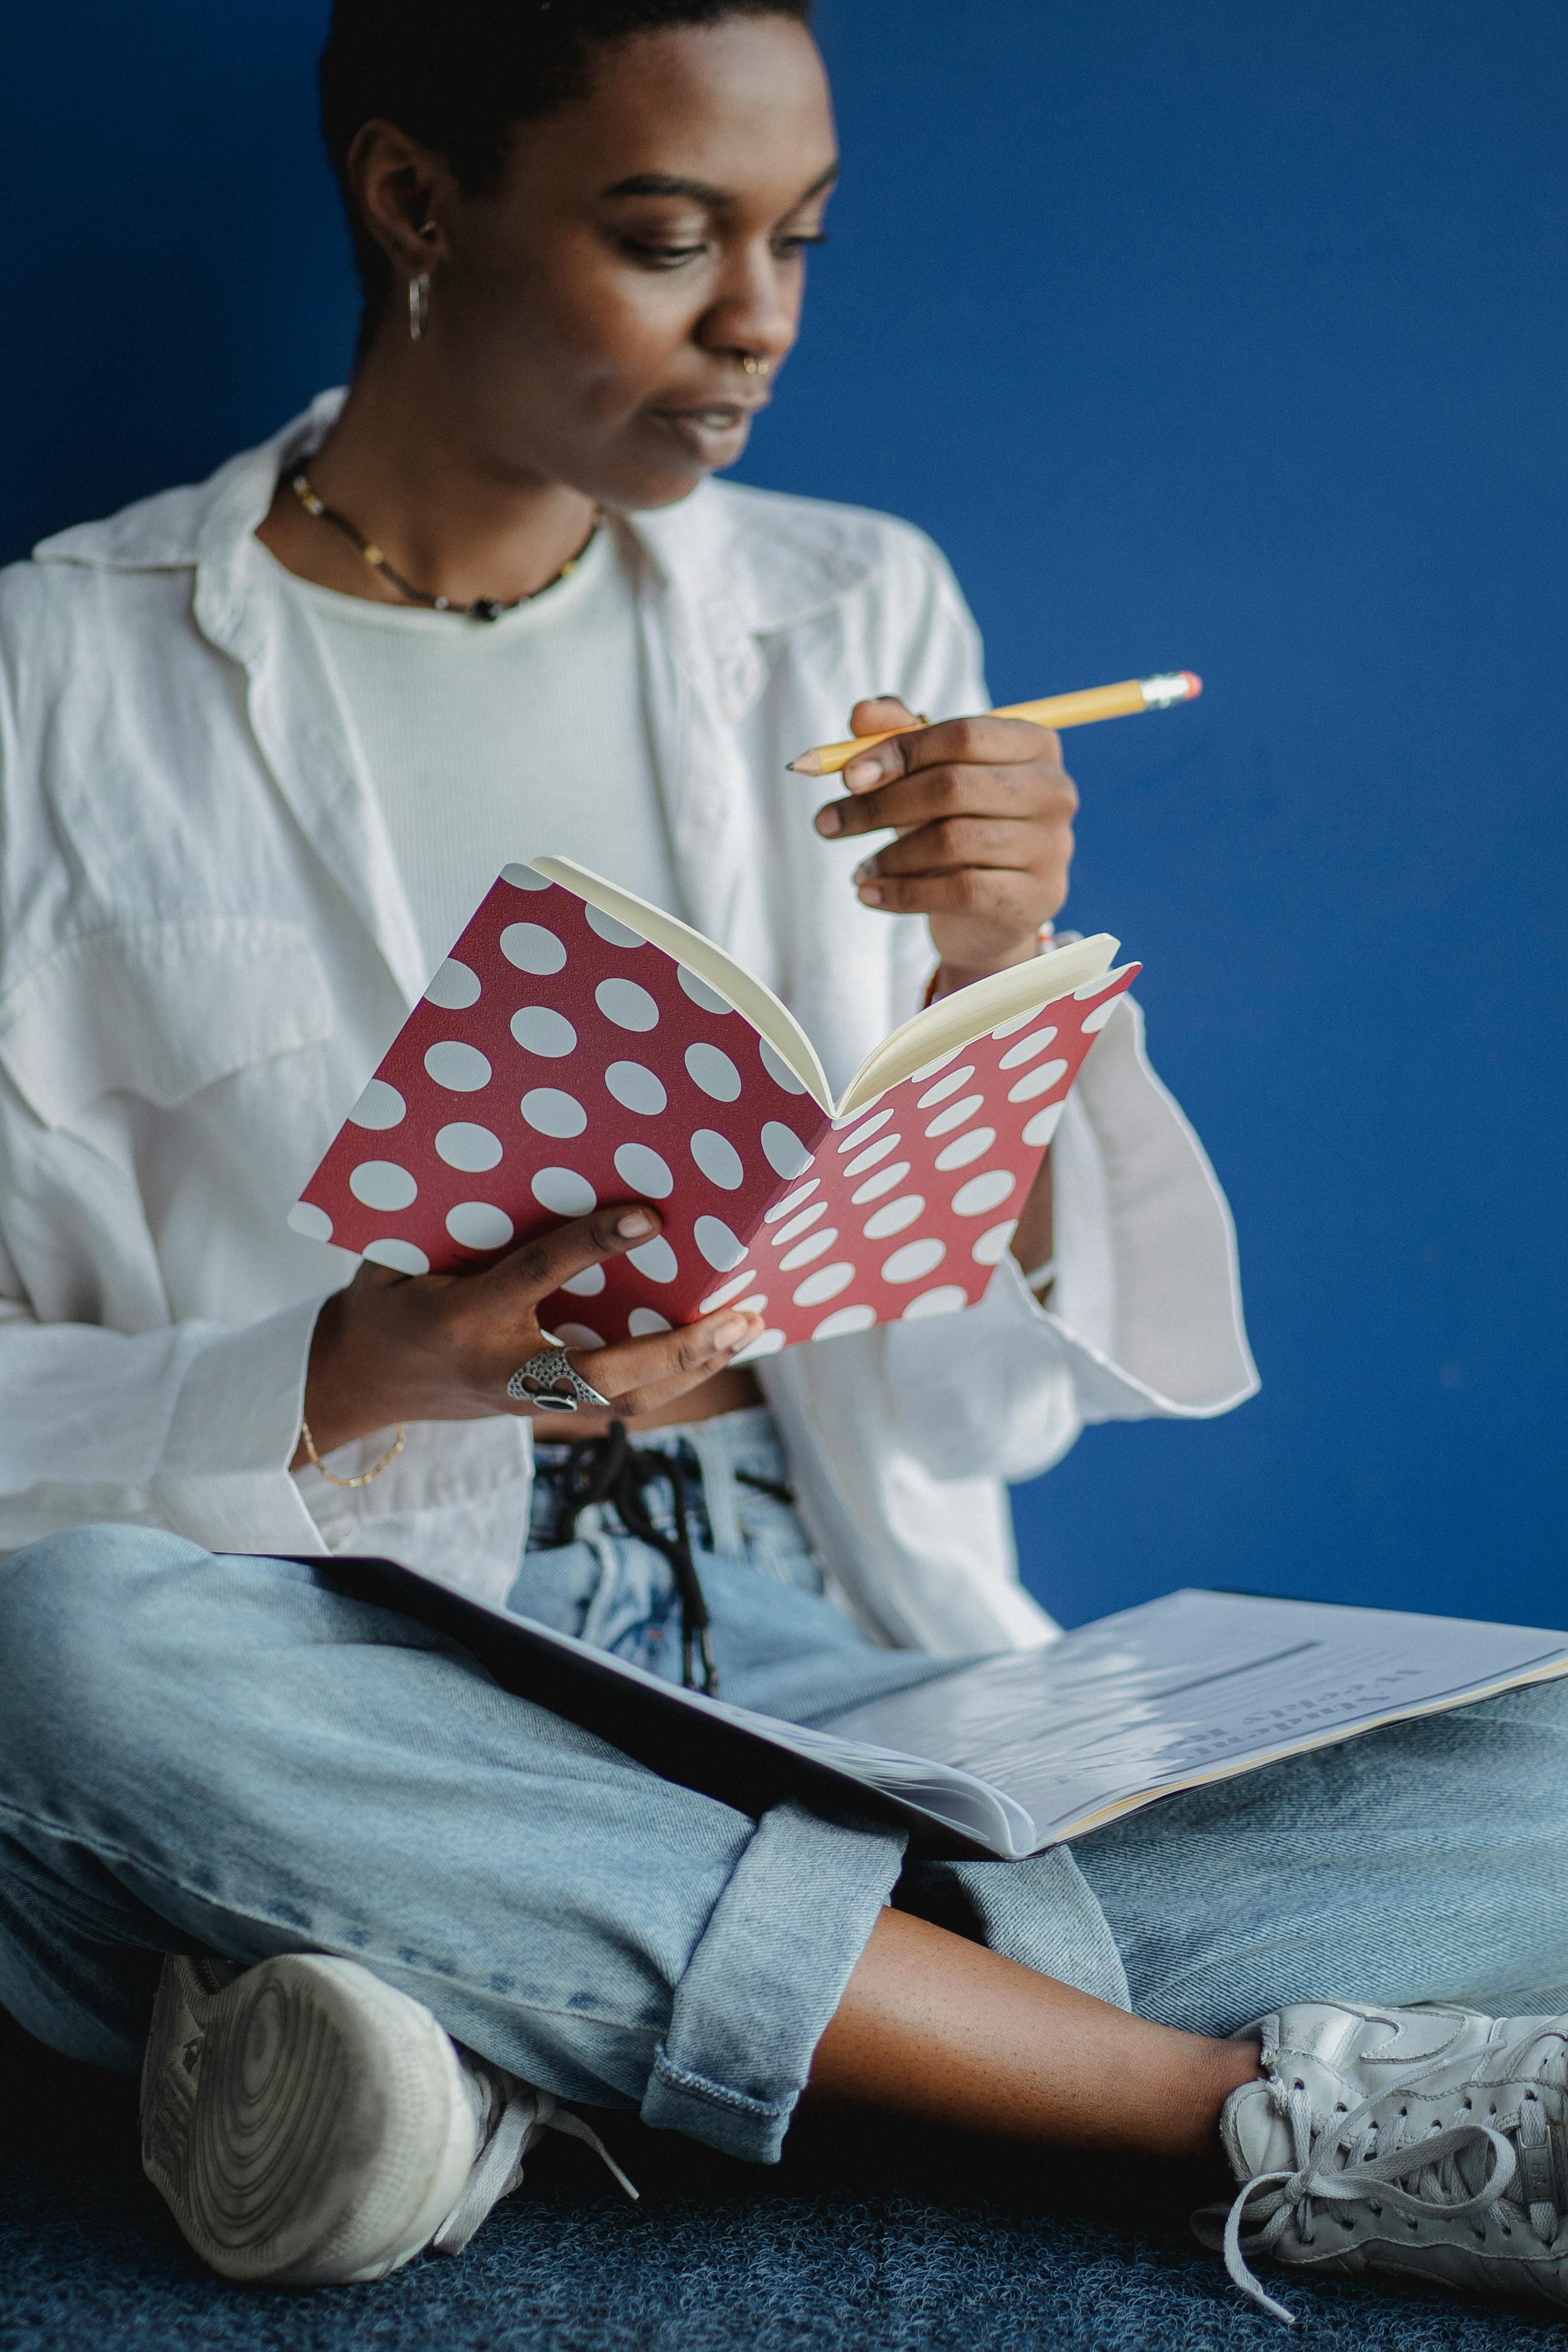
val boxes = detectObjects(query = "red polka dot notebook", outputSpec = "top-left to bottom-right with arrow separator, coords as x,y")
291,859 -> 1140,1357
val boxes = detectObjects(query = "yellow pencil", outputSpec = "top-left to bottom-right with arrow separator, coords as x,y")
786,670 -> 1203,776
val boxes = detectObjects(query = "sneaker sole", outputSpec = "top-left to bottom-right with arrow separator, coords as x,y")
140,1953 -> 477,2286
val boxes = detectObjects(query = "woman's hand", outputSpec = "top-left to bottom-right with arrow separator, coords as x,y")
296,1206 -> 763,1458
813,696 -> 1077,987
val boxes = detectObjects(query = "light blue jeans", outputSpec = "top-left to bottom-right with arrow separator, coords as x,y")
4,1405 -> 1567,2165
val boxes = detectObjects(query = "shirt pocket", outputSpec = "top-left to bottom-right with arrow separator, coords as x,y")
0,919 -> 333,1140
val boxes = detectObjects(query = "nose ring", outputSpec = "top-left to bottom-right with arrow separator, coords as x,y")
741,356 -> 772,377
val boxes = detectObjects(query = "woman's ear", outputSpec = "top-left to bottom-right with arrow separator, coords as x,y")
344,119 -> 457,281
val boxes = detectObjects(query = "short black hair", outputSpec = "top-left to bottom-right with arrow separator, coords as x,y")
320,0 -> 816,334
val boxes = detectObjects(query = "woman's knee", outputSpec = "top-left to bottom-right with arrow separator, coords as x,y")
0,1524 -> 214,1747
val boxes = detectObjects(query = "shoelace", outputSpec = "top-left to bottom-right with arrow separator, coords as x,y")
433,2075 -> 639,2256
553,1421 -> 721,1693
1203,2078 -> 1520,2326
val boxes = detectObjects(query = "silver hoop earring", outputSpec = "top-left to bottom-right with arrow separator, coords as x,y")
408,272 -> 431,344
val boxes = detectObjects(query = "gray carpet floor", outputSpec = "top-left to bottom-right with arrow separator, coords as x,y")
2,2006 -> 1563,2350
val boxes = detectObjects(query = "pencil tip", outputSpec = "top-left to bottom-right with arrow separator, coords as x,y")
786,754 -> 820,774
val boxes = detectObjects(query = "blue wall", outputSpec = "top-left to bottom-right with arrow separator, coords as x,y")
5,3 -> 1564,1627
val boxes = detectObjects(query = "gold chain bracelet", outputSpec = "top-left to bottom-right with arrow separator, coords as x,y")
298,1419 -> 406,1489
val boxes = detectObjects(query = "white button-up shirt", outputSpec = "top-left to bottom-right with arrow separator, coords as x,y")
0,393 -> 1258,1652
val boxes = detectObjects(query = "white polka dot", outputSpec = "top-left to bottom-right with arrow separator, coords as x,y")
679,966 -> 734,1016
1007,1060 -> 1069,1104
862,1195 -> 925,1239
532,1167 -> 596,1216
836,1108 -> 895,1152
1080,996 -> 1122,1034
436,1122 -> 503,1172
990,1005 -> 1041,1040
910,1045 -> 966,1083
288,1201 -> 334,1242
510,1006 -> 577,1058
685,1042 -> 742,1101
501,922 -> 567,975
972,1220 -> 1018,1266
584,905 -> 647,949
770,1202 -> 829,1248
363,1237 -> 430,1276
349,1079 -> 407,1129
425,959 -> 482,1010
501,862 -> 552,892
935,1128 -> 996,1171
628,1307 -> 672,1337
602,1061 -> 666,1116
425,1040 -> 492,1093
522,1087 -> 588,1139
851,1160 -> 912,1204
349,1160 -> 418,1212
926,1094 -> 985,1138
999,1025 -> 1060,1070
793,1263 -> 857,1307
614,1143 -> 674,1198
700,1267 -> 758,1311
628,1236 -> 679,1283
446,1200 -> 514,1252
953,1168 -> 1018,1217
844,1134 -> 901,1177
761,1122 -> 814,1179
902,1284 -> 969,1320
883,1237 -> 947,1284
694,1215 -> 748,1271
691,1129 -> 745,1189
760,1040 -> 807,1093
812,1304 -> 878,1341
561,1263 -> 607,1296
916,1065 -> 976,1110
733,1327 -> 788,1362
596,977 -> 660,1032
779,1227 -> 840,1270
1022,1102 -> 1067,1149
1074,972 -> 1123,998
553,1323 -> 606,1351
764,1179 -> 820,1221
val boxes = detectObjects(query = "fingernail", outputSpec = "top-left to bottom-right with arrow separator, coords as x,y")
844,755 -> 883,791
858,882 -> 884,906
710,1312 -> 754,1349
852,858 -> 874,885
814,803 -> 843,836
617,1210 -> 654,1238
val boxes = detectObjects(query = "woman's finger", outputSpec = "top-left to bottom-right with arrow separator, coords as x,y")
842,713 -> 1058,795
853,866 -> 1049,920
480,1203 -> 662,1307
558,1308 -> 764,1407
859,816 -> 1050,881
817,761 -> 1052,841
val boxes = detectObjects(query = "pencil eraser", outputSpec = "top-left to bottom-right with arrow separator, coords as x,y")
1180,671 -> 1203,699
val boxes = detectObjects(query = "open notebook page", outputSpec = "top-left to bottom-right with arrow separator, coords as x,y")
534,856 -> 1119,1119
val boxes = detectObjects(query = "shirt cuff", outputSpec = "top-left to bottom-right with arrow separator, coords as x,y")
154,1293 -> 329,1554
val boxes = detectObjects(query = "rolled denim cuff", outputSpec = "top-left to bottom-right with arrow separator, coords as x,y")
642,1799 -> 906,2162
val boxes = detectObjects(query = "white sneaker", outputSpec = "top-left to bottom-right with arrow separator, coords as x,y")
1197,1999 -> 1568,2324
140,1953 -> 636,2286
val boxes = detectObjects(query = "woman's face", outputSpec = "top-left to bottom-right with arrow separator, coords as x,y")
360,15 -> 837,509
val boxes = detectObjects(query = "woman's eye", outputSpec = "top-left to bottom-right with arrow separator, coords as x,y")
621,239 -> 707,270
773,232 -> 829,259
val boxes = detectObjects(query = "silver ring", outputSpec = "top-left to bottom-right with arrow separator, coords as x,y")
506,1345 -> 613,1415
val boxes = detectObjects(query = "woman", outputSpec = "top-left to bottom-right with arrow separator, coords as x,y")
2,1 -> 1565,2324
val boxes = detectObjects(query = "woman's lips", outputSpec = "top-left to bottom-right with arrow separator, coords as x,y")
645,401 -> 765,464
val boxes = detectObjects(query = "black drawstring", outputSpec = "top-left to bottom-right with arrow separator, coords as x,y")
553,1422 -> 721,1696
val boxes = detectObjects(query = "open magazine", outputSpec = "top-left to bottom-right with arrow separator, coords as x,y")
311,1564 -> 1568,1859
